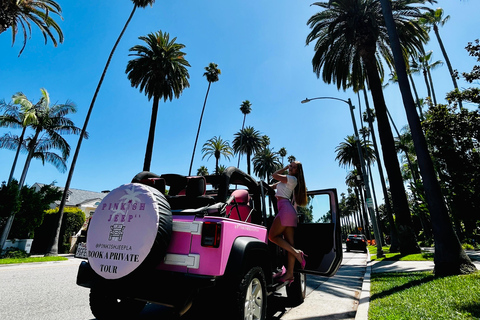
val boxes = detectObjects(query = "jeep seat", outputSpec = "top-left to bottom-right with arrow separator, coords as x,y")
226,189 -> 253,222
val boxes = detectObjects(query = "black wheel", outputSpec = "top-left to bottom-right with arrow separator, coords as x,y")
233,266 -> 267,320
89,288 -> 146,320
286,272 -> 307,306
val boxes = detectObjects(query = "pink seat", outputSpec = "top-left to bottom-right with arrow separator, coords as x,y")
226,189 -> 252,222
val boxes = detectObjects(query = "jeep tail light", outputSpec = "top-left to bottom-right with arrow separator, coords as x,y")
201,221 -> 221,248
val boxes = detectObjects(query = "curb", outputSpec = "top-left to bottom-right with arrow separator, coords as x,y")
355,251 -> 371,320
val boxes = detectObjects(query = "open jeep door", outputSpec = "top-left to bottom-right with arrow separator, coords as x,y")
294,188 -> 343,276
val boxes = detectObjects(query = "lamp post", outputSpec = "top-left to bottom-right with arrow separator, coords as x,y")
302,97 -> 384,257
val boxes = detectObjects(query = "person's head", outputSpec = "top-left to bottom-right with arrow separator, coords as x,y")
290,161 -> 308,206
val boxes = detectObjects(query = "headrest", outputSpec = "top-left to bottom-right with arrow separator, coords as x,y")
231,189 -> 250,204
186,176 -> 206,197
139,178 -> 165,194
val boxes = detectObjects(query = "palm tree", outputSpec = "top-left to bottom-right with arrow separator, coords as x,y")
378,0 -> 475,275
420,8 -> 462,109
0,0 -> 64,56
196,166 -> 209,176
412,50 -> 442,106
253,147 -> 281,181
278,147 -> 287,165
0,88 -> 83,250
126,30 -> 190,172
0,94 -> 39,183
45,0 -> 157,256
201,136 -> 233,175
236,100 -> 252,168
232,126 -> 262,175
306,0 -> 427,254
188,62 -> 221,175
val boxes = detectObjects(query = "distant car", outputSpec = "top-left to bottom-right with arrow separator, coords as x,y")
346,234 -> 368,253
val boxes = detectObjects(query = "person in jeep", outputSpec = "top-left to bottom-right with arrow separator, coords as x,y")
268,161 -> 308,284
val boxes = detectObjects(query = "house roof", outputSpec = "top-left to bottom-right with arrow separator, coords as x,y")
33,183 -> 108,207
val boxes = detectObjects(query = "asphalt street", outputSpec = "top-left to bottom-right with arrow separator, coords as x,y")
0,251 -> 368,320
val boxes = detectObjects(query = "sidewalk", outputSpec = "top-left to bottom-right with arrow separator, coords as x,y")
355,250 -> 480,320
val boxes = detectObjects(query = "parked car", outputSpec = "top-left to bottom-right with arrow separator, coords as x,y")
346,234 -> 368,253
76,167 -> 343,319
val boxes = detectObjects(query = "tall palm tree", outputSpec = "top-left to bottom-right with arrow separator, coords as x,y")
196,166 -> 209,176
126,30 -> 190,172
201,136 -> 233,175
236,100 -> 252,168
378,0 -> 475,275
420,8 -> 462,109
253,147 -> 281,181
188,62 -> 221,175
0,0 -> 64,56
306,0 -> 428,254
412,50 -> 442,106
232,126 -> 261,175
0,88 -> 83,250
278,147 -> 287,165
45,0 -> 157,256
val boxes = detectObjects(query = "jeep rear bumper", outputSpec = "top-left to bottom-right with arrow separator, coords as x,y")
76,261 -> 216,308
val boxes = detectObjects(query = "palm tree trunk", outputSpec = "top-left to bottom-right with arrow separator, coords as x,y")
408,73 -> 424,120
427,68 -> 437,106
363,89 -> 400,251
143,95 -> 160,171
189,82 -> 212,175
45,6 -> 138,256
363,52 -> 420,254
237,114 -> 247,168
8,126 -> 26,183
434,26 -> 462,109
379,0 -> 475,275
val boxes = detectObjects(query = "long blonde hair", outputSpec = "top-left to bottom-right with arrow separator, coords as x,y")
293,161 -> 307,207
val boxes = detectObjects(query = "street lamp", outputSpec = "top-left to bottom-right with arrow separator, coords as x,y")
302,96 -> 384,257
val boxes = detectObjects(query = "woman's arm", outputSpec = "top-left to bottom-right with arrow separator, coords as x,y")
272,166 -> 289,184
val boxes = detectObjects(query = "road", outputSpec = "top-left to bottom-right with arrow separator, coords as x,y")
0,251 -> 367,320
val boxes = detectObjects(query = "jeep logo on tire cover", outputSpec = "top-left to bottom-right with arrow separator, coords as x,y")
87,183 -> 160,279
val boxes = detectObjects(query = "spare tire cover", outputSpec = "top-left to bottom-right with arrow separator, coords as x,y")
87,183 -> 172,279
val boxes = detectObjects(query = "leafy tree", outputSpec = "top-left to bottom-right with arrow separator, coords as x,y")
9,183 -> 62,239
47,0 -> 157,256
127,30 -> 190,172
201,136 -> 233,175
0,0 -> 64,56
306,0 -> 428,254
447,39 -> 480,104
232,126 -> 262,175
423,104 -> 480,240
0,180 -> 20,230
189,62 -> 221,175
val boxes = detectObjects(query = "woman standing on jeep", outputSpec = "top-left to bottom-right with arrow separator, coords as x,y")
268,161 -> 308,284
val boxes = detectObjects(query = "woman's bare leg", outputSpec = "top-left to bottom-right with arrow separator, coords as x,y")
269,218 -> 303,279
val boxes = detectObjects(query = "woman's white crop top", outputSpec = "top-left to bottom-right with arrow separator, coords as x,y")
276,175 -> 297,199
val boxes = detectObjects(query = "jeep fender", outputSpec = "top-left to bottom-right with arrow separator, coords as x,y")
224,237 -> 271,283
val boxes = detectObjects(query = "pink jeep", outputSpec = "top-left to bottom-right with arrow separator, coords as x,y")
76,166 -> 342,319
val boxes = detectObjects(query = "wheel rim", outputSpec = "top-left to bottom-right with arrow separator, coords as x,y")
300,273 -> 307,296
244,277 -> 264,320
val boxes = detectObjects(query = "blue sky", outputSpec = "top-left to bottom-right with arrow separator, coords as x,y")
1,0 -> 479,204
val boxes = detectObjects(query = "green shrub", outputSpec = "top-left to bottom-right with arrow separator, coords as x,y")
462,243 -> 475,250
32,207 -> 85,254
1,247 -> 28,259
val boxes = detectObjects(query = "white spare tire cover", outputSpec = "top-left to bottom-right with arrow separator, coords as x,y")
87,183 -> 171,279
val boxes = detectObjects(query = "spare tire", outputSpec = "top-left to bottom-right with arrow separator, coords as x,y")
86,183 -> 172,280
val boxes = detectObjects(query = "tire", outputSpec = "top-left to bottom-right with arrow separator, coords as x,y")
89,288 -> 146,320
86,183 -> 172,279
230,266 -> 267,320
286,272 -> 307,306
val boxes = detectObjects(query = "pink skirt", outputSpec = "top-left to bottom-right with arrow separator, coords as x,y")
276,198 -> 298,227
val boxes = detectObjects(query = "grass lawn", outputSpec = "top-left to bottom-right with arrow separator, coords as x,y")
368,246 -> 480,319
0,256 -> 68,264
368,246 -> 434,261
